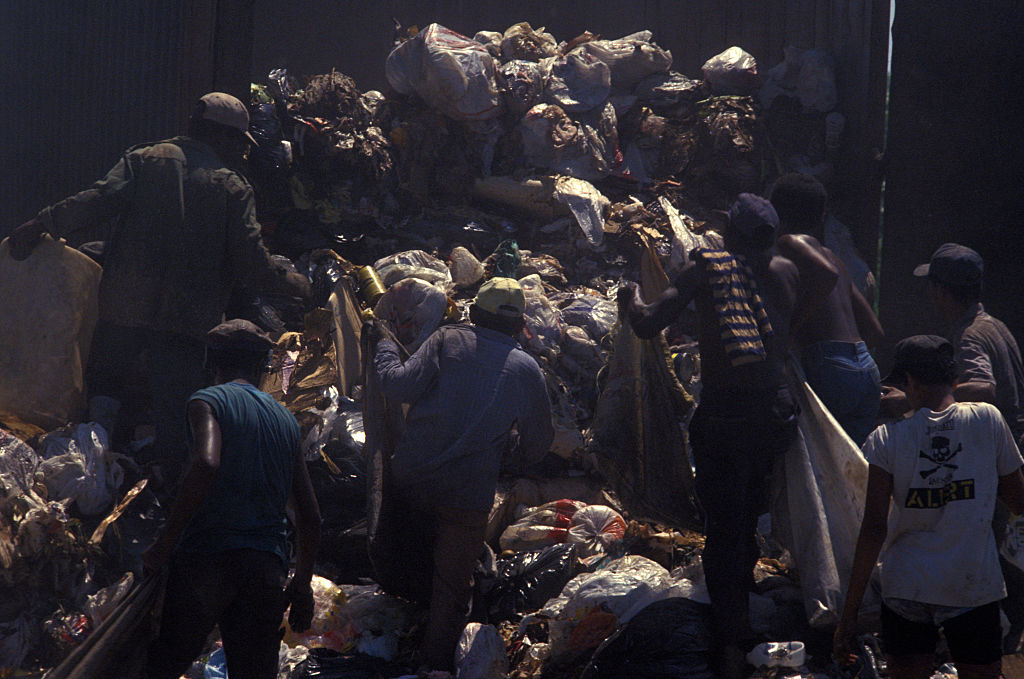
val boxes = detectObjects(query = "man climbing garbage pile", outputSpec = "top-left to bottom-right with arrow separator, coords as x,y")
9,92 -> 310,492
367,277 -> 554,675
141,319 -> 321,679
619,193 -> 837,678
771,172 -> 885,446
835,335 -> 1024,679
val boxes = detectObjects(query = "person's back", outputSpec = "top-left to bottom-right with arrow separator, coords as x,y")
771,173 -> 884,445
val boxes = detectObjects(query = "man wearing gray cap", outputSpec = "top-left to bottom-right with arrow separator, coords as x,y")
8,92 -> 309,487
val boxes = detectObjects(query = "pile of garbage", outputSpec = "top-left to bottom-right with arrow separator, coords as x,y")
0,19 -> 881,679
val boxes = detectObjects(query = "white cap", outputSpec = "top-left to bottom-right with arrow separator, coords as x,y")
198,92 -> 257,145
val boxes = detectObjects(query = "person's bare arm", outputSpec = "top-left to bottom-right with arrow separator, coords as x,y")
142,399 -> 221,571
776,234 -> 840,338
999,468 -> 1024,516
851,283 -> 884,349
284,444 -> 322,632
834,464 -> 892,663
617,261 -> 702,339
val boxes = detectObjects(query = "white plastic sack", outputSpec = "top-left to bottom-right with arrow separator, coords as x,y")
759,46 -> 838,113
455,623 -> 508,679
567,505 -> 627,557
702,46 -> 759,95
473,30 -> 502,57
373,277 -> 448,353
449,246 -> 485,288
576,31 -> 673,90
518,274 -> 564,355
373,249 -> 452,289
500,499 -> 585,552
386,23 -> 503,120
770,356 -> 868,627
37,423 -> 124,516
544,51 -> 610,112
553,176 -> 609,246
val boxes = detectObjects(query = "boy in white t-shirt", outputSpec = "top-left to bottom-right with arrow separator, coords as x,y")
835,335 -> 1024,679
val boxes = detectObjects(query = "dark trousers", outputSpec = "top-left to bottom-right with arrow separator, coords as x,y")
145,549 -> 287,679
87,322 -> 205,482
689,385 -> 798,649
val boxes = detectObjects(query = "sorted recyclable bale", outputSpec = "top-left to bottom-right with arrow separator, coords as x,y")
373,249 -> 452,289
702,45 -> 759,95
500,22 -> 558,62
574,31 -> 673,90
520,102 -> 619,181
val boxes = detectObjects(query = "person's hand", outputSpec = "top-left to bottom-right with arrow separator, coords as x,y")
616,281 -> 638,315
880,385 -> 911,419
361,319 -> 384,346
832,617 -> 858,666
285,580 -> 315,632
9,218 -> 46,260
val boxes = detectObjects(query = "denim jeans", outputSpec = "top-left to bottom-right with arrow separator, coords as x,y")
801,341 -> 881,446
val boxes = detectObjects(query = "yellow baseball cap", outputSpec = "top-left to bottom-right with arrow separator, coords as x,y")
474,277 -> 526,317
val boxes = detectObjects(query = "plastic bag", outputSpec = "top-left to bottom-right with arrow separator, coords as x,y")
499,59 -> 549,114
455,623 -> 508,679
478,543 -> 580,621
545,51 -> 610,112
635,71 -> 705,113
701,45 -> 759,95
567,505 -> 626,557
373,277 -> 448,352
449,246 -> 485,288
500,22 -> 557,62
84,571 -> 134,627
520,102 -> 619,182
386,23 -> 503,121
558,294 -> 617,341
474,30 -> 502,57
553,176 -> 610,246
291,647 -> 397,679
0,429 -> 40,500
500,499 -> 585,553
518,274 -> 565,356
759,47 -> 838,113
579,598 -> 713,679
282,574 -> 351,652
575,31 -> 673,90
770,356 -> 868,627
373,249 -> 452,289
37,423 -> 124,516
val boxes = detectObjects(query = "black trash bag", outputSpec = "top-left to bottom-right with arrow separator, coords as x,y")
476,543 -> 580,622
579,598 -> 714,679
292,647 -> 399,679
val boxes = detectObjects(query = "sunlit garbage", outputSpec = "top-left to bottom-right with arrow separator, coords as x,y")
455,623 -> 507,679
702,45 -> 760,95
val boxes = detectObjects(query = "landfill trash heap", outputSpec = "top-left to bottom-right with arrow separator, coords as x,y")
0,19 -> 878,679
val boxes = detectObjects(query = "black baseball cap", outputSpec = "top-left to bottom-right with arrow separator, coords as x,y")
885,334 -> 956,387
205,319 -> 274,353
913,243 -> 983,287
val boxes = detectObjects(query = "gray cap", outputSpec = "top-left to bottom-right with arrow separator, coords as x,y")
913,243 -> 983,287
205,319 -> 274,353
197,92 -> 257,146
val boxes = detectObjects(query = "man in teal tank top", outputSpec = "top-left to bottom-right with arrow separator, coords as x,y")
142,319 -> 321,679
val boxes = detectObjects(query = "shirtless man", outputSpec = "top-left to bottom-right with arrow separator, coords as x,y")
771,173 -> 885,446
619,193 -> 837,678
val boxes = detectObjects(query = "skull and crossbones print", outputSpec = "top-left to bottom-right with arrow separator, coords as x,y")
919,435 -> 962,479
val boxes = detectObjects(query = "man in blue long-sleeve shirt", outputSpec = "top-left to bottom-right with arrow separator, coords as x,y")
372,276 -> 554,673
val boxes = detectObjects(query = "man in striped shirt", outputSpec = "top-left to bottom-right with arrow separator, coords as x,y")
620,193 -> 837,678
